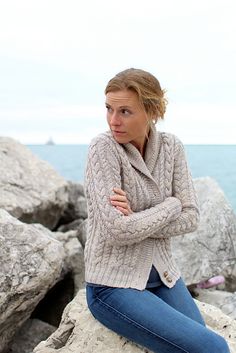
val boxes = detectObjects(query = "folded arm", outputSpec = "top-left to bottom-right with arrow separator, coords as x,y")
85,137 -> 182,246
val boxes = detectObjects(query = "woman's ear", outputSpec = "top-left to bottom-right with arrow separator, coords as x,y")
152,113 -> 159,124
149,115 -> 158,125
153,118 -> 158,124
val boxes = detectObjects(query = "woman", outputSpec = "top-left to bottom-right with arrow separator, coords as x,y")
84,68 -> 230,353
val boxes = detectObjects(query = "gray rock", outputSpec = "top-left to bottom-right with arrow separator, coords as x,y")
76,219 -> 87,248
32,224 -> 85,293
9,318 -> 56,353
172,177 -> 236,285
52,230 -> 85,293
57,219 -> 87,249
0,137 -> 69,229
0,210 -> 65,353
196,289 -> 236,319
33,289 -> 236,353
221,261 -> 236,293
58,181 -> 87,224
57,218 -> 84,233
205,264 -> 236,296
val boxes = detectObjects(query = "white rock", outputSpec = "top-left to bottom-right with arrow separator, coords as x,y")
33,289 -> 236,353
197,300 -> 236,352
0,210 -> 65,353
0,137 -> 69,229
172,177 -> 236,285
196,289 -> 236,319
32,224 -> 85,293
52,229 -> 85,293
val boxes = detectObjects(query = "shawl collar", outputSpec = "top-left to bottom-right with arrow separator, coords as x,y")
122,124 -> 161,181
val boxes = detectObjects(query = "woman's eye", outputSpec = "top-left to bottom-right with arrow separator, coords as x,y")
121,109 -> 131,115
106,106 -> 112,113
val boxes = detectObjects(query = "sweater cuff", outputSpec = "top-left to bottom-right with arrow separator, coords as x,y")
164,197 -> 182,220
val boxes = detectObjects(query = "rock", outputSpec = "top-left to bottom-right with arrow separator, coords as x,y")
195,289 -> 236,320
8,319 -> 56,353
57,218 -> 84,233
197,301 -> 236,352
221,264 -> 236,293
76,219 -> 87,248
33,289 -> 236,353
0,210 -> 65,353
57,181 -> 87,225
32,289 -> 151,353
31,273 -> 75,327
32,224 -> 85,293
217,214 -> 236,292
172,177 -> 236,285
0,137 -> 69,229
52,230 -> 85,293
57,219 -> 87,249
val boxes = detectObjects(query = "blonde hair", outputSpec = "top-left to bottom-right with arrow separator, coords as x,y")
105,68 -> 167,122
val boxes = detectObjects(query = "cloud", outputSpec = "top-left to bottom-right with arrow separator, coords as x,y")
0,103 -> 107,143
0,0 -> 235,144
161,103 -> 236,144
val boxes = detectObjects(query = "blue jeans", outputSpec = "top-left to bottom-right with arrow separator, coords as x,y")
86,278 -> 230,353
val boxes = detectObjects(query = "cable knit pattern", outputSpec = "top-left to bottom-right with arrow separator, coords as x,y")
84,125 -> 200,290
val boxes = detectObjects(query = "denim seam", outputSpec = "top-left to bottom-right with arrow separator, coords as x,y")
94,295 -> 190,353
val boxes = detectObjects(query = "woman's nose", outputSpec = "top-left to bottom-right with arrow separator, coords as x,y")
110,111 -> 121,125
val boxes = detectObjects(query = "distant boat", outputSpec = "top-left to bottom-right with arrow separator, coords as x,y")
46,137 -> 55,145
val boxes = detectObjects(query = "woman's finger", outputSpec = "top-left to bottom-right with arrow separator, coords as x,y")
110,188 -> 127,202
113,202 -> 133,215
110,187 -> 133,215
116,206 -> 130,216
111,200 -> 129,209
113,187 -> 126,196
110,194 -> 126,201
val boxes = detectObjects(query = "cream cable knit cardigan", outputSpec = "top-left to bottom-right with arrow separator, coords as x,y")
84,125 -> 199,290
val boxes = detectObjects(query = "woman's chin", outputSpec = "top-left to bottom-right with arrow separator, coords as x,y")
112,132 -> 128,143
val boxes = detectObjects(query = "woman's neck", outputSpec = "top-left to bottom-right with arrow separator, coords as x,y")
131,126 -> 150,157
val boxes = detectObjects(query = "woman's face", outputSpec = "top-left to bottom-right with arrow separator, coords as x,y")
105,89 -> 150,150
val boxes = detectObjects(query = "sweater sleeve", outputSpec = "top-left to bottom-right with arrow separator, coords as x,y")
153,137 -> 200,238
85,137 -> 182,246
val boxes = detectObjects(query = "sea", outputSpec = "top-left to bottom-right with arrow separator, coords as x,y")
28,144 -> 236,213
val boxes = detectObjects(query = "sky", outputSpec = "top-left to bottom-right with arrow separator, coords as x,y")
0,0 -> 235,144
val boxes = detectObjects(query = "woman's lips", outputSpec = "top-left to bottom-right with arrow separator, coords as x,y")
113,130 -> 126,135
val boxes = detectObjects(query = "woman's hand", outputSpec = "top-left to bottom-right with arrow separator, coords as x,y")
110,187 -> 133,216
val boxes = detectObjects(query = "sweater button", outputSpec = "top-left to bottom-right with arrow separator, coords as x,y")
167,277 -> 173,283
163,271 -> 168,278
